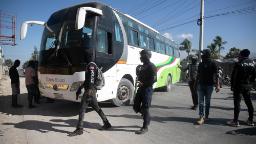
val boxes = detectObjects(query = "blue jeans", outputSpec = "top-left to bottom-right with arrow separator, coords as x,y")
197,84 -> 214,118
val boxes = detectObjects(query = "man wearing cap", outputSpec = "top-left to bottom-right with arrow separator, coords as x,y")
196,49 -> 220,125
133,49 -> 157,134
227,49 -> 255,127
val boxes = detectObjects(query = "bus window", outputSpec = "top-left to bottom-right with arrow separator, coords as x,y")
45,36 -> 57,50
97,28 -> 112,54
148,37 -> 154,51
114,23 -> 123,42
155,41 -> 160,53
139,34 -> 148,49
166,46 -> 173,56
128,28 -> 139,46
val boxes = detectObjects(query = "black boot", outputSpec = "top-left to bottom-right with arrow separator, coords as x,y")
135,127 -> 148,135
100,120 -> 112,130
68,128 -> 83,137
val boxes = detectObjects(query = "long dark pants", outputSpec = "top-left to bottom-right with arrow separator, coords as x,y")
133,87 -> 153,128
77,89 -> 108,129
26,84 -> 37,106
11,83 -> 20,106
188,80 -> 198,106
233,89 -> 254,122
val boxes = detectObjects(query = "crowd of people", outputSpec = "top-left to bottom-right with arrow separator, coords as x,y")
8,48 -> 255,136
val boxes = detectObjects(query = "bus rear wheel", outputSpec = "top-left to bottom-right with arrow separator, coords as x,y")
111,78 -> 134,106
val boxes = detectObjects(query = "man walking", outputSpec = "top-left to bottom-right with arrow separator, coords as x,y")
179,56 -> 198,110
133,50 -> 157,134
227,49 -> 255,127
196,49 -> 220,125
69,62 -> 111,136
9,59 -> 23,108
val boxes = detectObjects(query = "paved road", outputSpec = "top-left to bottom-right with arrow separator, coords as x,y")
0,76 -> 255,144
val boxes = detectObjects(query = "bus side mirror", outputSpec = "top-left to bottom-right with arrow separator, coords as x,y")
20,21 -> 45,40
76,7 -> 103,30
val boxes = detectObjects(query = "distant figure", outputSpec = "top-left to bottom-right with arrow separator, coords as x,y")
227,49 -> 255,127
34,61 -> 40,104
9,59 -> 23,108
68,62 -> 111,137
25,60 -> 37,108
179,56 -> 198,110
133,50 -> 157,134
196,49 -> 220,125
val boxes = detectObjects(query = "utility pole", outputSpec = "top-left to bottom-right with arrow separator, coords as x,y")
198,0 -> 204,62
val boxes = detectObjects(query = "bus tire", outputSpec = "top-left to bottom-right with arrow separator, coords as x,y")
111,78 -> 134,107
164,75 -> 172,92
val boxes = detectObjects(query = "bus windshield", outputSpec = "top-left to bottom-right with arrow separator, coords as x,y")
40,9 -> 96,67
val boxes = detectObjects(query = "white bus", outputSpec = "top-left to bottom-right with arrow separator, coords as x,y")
21,2 -> 181,106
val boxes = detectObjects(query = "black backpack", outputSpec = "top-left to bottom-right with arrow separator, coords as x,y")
95,67 -> 105,90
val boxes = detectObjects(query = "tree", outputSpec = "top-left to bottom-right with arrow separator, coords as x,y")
213,36 -> 227,58
207,43 -> 218,59
224,47 -> 240,59
31,46 -> 39,60
180,38 -> 192,58
4,58 -> 13,68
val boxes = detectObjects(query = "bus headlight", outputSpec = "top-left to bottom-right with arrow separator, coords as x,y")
70,81 -> 84,92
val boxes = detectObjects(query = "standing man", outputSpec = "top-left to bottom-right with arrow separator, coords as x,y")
69,62 -> 111,136
9,59 -> 23,108
196,49 -> 220,125
133,50 -> 157,134
227,49 -> 255,127
25,60 -> 37,108
179,56 -> 198,110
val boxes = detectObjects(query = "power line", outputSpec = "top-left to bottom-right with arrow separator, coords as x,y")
157,0 -> 256,30
152,0 -> 194,28
138,0 -> 180,19
132,0 -> 167,16
155,1 -> 200,29
158,6 -> 256,31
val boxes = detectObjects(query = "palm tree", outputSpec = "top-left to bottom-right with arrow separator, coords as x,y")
224,47 -> 240,59
207,43 -> 218,59
213,36 -> 227,58
180,38 -> 192,58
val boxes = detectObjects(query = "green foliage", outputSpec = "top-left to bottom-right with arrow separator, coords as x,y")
225,47 -> 240,59
180,38 -> 192,58
207,36 -> 227,59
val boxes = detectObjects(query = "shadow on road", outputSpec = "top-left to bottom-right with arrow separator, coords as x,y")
107,114 -> 231,126
151,105 -> 190,110
0,94 -> 114,117
226,127 -> 256,136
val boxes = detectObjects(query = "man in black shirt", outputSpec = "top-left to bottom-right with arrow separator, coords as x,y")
196,49 -> 220,125
9,59 -> 23,108
133,50 -> 157,134
227,49 -> 255,127
179,56 -> 198,110
69,62 -> 111,136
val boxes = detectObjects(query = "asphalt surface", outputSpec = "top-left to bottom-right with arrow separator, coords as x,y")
0,76 -> 255,144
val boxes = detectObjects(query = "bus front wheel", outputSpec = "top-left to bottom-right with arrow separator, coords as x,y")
111,78 -> 134,106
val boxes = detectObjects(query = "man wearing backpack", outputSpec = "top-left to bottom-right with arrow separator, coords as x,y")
227,49 -> 255,127
196,49 -> 220,125
68,62 -> 111,136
